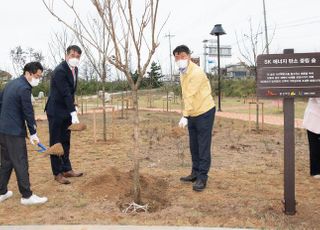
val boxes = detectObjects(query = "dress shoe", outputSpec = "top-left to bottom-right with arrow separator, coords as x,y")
54,174 -> 71,184
63,170 -> 83,178
193,179 -> 207,192
180,173 -> 197,183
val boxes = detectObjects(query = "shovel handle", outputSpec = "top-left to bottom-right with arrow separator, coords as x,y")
37,143 -> 47,151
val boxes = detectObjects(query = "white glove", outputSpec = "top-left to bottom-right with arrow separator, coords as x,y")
71,111 -> 80,124
30,133 -> 40,145
178,117 -> 188,128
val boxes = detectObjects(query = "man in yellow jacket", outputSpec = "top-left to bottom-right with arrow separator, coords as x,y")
173,45 -> 215,192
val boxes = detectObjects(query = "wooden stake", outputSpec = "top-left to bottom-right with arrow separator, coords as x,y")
81,94 -> 84,115
93,109 -> 97,143
85,98 -> 88,114
261,102 -> 264,130
111,107 -> 115,139
248,102 -> 251,131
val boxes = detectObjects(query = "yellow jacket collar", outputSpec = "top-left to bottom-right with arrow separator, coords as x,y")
182,61 -> 196,76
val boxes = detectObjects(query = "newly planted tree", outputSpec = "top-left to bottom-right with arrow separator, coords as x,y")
43,0 -> 167,204
236,19 -> 275,131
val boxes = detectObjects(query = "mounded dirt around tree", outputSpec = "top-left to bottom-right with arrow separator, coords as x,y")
81,166 -> 170,212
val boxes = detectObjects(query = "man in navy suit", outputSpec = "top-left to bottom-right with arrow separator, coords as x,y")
0,62 -> 48,205
45,45 -> 83,184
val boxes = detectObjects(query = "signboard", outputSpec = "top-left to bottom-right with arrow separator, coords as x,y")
207,45 -> 232,57
257,52 -> 320,97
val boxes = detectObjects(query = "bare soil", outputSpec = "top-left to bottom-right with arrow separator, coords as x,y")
0,110 -> 319,229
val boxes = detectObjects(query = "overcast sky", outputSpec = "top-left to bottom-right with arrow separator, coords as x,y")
1,0 -> 320,76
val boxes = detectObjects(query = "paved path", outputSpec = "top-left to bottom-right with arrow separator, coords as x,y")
0,225 -> 252,230
138,107 -> 304,129
215,111 -> 303,129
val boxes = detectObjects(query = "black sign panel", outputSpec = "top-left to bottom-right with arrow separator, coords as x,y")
257,53 -> 320,97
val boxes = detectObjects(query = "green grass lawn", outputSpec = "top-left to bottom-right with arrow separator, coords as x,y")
218,97 -> 307,119
33,93 -> 309,119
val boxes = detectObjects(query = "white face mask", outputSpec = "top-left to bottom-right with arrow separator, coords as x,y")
68,58 -> 80,67
29,78 -> 40,87
176,59 -> 189,73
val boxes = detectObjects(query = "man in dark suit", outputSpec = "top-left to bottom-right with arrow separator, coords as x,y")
45,45 -> 83,185
0,62 -> 48,205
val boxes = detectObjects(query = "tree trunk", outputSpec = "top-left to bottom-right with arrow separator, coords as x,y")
256,97 -> 260,131
121,91 -> 124,119
102,72 -> 107,142
166,89 -> 169,112
148,90 -> 151,108
102,25 -> 107,141
132,89 -> 141,204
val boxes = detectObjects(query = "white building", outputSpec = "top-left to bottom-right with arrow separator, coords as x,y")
202,39 -> 232,73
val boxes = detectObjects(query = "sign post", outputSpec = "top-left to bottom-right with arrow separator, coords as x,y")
257,50 -> 320,215
282,49 -> 295,215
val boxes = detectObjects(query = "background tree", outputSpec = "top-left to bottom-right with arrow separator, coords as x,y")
44,1 -> 113,142
10,46 -> 45,76
145,61 -> 163,107
236,19 -> 275,77
236,19 -> 275,130
10,46 -> 26,76
42,0 -> 168,204
74,17 -> 112,142
0,70 -> 12,90
81,59 -> 97,82
146,61 -> 163,88
48,28 -> 75,67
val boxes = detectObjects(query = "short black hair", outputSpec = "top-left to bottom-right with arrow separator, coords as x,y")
67,45 -> 82,55
23,62 -> 44,75
173,45 -> 191,56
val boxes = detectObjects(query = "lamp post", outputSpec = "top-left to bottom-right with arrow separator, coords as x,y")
210,24 -> 226,112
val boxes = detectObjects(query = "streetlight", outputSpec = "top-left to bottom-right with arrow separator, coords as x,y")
210,24 -> 226,112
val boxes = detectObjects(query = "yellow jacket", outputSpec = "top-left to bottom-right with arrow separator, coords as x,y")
180,61 -> 215,117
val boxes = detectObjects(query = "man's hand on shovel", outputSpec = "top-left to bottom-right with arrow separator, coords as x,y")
30,133 -> 40,145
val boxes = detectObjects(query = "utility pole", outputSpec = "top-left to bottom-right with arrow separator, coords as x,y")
255,0 -> 270,131
263,0 -> 269,54
165,32 -> 175,82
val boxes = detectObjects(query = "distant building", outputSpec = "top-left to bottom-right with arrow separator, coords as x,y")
210,66 -> 227,76
191,57 -> 200,66
204,39 -> 232,58
202,39 -> 232,73
226,62 -> 251,78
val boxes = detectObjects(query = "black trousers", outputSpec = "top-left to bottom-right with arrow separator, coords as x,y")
0,133 -> 32,198
307,130 -> 320,176
187,107 -> 215,181
47,115 -> 72,176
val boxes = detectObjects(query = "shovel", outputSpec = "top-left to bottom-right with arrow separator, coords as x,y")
68,123 -> 87,131
36,142 -> 64,156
